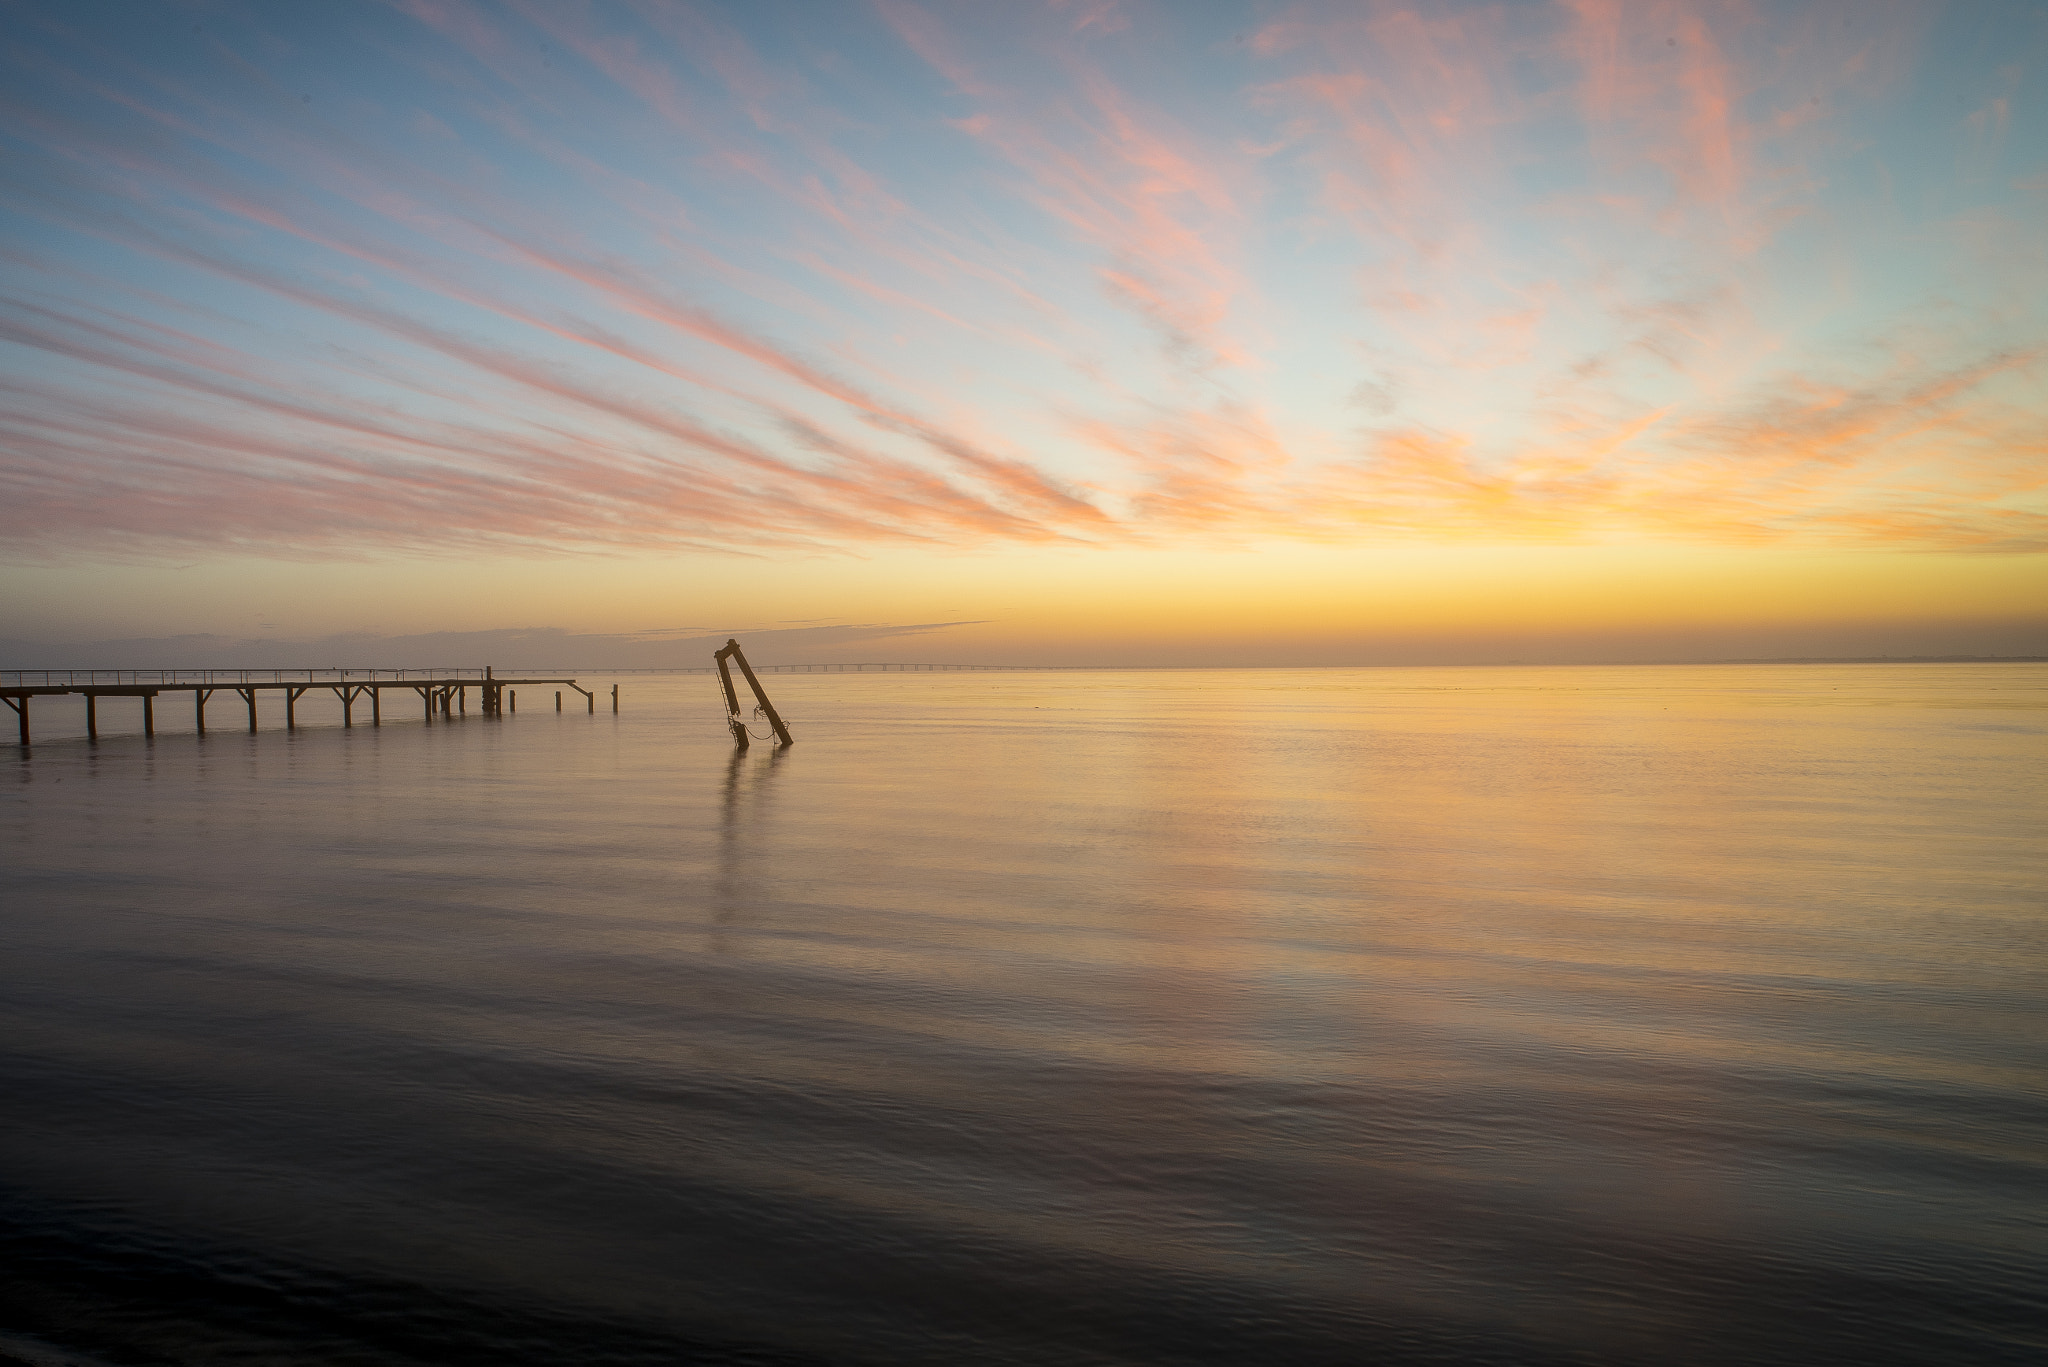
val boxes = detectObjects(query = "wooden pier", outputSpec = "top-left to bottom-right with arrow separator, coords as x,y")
2,668 -> 599,747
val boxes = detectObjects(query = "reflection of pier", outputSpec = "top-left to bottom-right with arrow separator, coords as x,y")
3,668 -> 599,746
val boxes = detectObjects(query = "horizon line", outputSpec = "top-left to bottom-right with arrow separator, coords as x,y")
8,654 -> 2046,680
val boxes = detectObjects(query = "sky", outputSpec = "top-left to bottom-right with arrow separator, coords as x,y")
1,0 -> 2044,666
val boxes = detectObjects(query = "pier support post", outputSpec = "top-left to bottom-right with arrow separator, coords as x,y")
715,648 -> 748,749
6,695 -> 25,747
459,687 -> 466,714
556,691 -> 562,711
241,688 -> 258,732
510,690 -> 516,712
194,689 -> 208,736
142,693 -> 154,739
87,693 -> 98,742
612,684 -> 619,713
372,688 -> 381,726
340,686 -> 353,728
421,686 -> 433,724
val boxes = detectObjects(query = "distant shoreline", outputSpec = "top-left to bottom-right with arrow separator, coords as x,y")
1662,655 -> 2048,665
500,655 -> 2048,671
7,656 -> 2045,677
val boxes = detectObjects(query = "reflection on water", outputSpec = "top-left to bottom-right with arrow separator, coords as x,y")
717,742 -> 786,945
1,665 -> 2044,1366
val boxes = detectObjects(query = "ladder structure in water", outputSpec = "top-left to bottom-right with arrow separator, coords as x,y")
714,639 -> 792,750
1,668 -> 612,747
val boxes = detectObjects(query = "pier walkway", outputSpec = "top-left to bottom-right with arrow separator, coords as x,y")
2,669 -> 597,746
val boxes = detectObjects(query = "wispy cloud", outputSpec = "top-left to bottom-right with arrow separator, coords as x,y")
1,0 -> 2040,564
1,620 -> 986,668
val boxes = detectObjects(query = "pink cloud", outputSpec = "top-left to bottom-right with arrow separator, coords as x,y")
1,0 -> 2039,567
879,0 -> 1255,370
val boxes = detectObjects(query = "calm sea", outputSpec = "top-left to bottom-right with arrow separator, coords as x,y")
3,665 -> 2043,1366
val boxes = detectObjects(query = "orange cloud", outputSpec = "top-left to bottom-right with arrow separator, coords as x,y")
1,0 -> 2040,571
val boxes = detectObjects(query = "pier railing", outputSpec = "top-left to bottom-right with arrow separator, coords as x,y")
2,668 -> 492,687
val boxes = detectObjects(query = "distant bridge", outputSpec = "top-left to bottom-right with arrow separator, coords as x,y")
570,662 -> 1038,675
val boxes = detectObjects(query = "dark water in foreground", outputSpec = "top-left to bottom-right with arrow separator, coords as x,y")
2,665 -> 2044,1366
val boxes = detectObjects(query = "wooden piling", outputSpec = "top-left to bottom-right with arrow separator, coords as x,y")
86,693 -> 98,742
194,689 -> 207,736
723,640 -> 793,746
714,651 -> 749,750
341,686 -> 353,728
142,693 -> 154,738
10,697 -> 25,747
556,691 -> 562,711
612,684 -> 619,713
243,688 -> 258,732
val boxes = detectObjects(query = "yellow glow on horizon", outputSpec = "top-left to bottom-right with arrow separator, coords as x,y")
5,545 -> 2040,662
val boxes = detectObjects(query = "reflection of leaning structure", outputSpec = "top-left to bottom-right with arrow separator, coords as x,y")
2,667 -> 598,746
714,639 -> 792,750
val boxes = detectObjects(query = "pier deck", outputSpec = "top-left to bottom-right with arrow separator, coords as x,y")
3,670 -> 598,746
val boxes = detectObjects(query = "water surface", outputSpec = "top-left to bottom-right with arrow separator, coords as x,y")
3,665 -> 2044,1365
